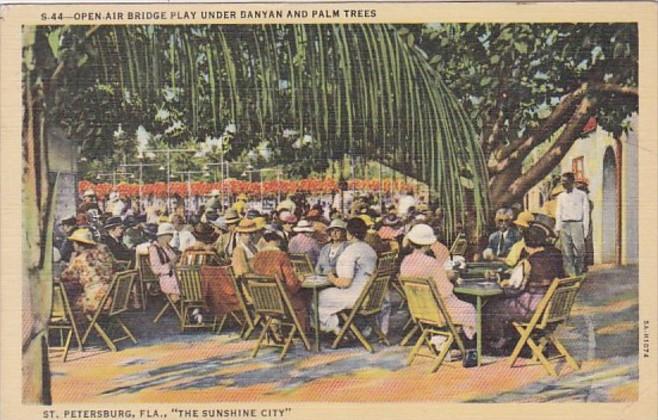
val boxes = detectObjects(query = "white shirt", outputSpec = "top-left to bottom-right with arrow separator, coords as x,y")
555,188 -> 590,237
170,229 -> 195,252
398,194 -> 416,217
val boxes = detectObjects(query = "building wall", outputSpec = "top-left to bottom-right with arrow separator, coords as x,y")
524,115 -> 638,265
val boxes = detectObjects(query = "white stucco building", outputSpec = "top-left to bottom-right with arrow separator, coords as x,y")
525,115 -> 638,265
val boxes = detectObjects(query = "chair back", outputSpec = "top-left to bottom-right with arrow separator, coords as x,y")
449,234 -> 468,256
358,270 -> 391,316
137,254 -> 158,283
289,253 -> 314,277
377,251 -> 398,275
179,250 -> 222,267
176,266 -> 204,304
538,276 -> 584,328
243,274 -> 289,318
108,270 -> 138,316
399,276 -> 449,328
51,282 -> 71,323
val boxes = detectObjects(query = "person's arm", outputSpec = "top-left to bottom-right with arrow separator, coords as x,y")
329,248 -> 357,288
281,258 -> 301,294
555,194 -> 563,233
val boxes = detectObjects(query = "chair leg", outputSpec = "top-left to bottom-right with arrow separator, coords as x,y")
400,324 -> 419,346
371,318 -> 390,346
280,325 -> 297,361
347,320 -> 373,353
243,315 -> 261,340
139,281 -> 147,312
92,321 -> 118,352
153,301 -> 171,323
115,316 -> 137,344
430,334 -> 454,373
408,329 -> 431,366
61,329 -> 73,362
548,334 -> 580,370
252,317 -> 273,358
215,314 -> 228,334
526,336 -> 557,376
509,323 -> 533,368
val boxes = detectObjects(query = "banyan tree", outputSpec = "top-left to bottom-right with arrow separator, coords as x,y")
23,24 -> 489,401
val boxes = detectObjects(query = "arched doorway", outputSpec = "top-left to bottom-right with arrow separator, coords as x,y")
601,147 -> 618,263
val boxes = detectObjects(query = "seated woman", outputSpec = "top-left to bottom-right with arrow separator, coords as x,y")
179,222 -> 221,266
60,228 -> 114,314
399,223 -> 478,367
482,225 -> 565,353
148,223 -> 181,302
315,218 -> 349,276
250,226 -> 309,332
318,218 -> 377,335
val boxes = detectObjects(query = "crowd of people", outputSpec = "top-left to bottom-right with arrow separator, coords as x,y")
53,170 -> 591,364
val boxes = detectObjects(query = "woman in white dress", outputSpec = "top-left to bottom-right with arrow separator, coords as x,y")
318,218 -> 377,334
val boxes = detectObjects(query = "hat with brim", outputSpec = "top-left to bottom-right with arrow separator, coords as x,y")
357,214 -> 374,227
224,208 -> 241,224
235,218 -> 263,233
156,223 -> 176,237
382,214 -> 401,227
83,189 -> 96,197
293,219 -> 315,233
407,223 -> 437,246
61,216 -> 77,227
68,228 -> 96,245
192,223 -> 220,244
513,211 -> 535,228
143,223 -> 158,239
327,218 -> 347,232
123,216 -> 137,228
104,216 -> 123,230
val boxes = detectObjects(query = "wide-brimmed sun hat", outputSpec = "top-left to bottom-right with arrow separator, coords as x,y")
103,216 -> 123,230
235,218 -> 264,233
327,218 -> 347,231
224,208 -> 241,224
192,222 -> 220,244
68,228 -> 96,245
514,211 -> 535,228
293,219 -> 315,233
156,223 -> 176,237
407,223 -> 437,246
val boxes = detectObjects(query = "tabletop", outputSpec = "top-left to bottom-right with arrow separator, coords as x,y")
302,275 -> 331,289
454,280 -> 503,297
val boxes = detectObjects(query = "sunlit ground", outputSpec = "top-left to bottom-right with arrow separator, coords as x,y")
49,265 -> 638,403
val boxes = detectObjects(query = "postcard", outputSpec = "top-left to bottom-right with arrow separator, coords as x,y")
1,2 -> 657,419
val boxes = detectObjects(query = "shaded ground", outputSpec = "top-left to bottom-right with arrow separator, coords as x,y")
49,265 -> 638,403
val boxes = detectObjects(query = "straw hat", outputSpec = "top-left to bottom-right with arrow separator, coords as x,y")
327,218 -> 347,231
407,223 -> 437,246
156,223 -> 176,237
514,211 -> 535,228
293,219 -> 315,233
235,218 -> 263,233
224,208 -> 241,224
68,228 -> 96,245
83,189 -> 96,197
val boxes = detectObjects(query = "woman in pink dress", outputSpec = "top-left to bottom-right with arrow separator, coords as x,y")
400,223 -> 478,367
148,223 -> 181,301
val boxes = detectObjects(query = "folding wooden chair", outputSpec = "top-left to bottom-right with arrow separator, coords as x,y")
47,282 -> 84,362
449,233 -> 468,256
136,253 -> 160,312
179,250 -> 222,267
331,270 -> 392,353
243,273 -> 310,361
399,276 -> 466,372
289,253 -> 314,277
176,266 -> 217,332
81,270 -> 138,352
197,265 -> 252,335
509,275 -> 585,376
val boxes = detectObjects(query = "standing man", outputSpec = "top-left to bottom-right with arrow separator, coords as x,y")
555,172 -> 590,276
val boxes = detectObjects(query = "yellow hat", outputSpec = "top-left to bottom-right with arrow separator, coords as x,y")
551,185 -> 565,197
358,214 -> 374,227
237,193 -> 248,201
514,211 -> 535,228
68,228 -> 96,245
235,218 -> 263,233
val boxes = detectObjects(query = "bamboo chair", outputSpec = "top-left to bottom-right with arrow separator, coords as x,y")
331,270 -> 392,353
399,276 -> 466,372
449,234 -> 468,257
289,253 -> 314,278
136,253 -> 160,312
81,270 -> 138,352
176,266 -> 217,332
243,273 -> 310,361
509,275 -> 585,376
47,282 -> 84,362
378,251 -> 405,309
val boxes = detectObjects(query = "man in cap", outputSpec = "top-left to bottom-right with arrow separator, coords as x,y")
101,216 -> 133,263
78,189 -> 100,214
483,208 -> 521,260
555,172 -> 590,276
